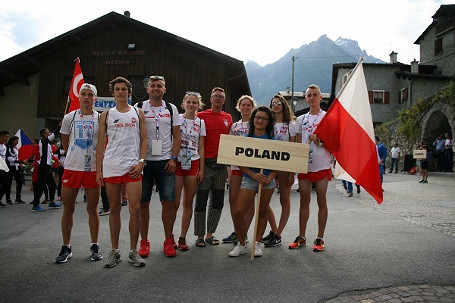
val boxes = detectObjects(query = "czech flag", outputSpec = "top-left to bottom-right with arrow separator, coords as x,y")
314,59 -> 383,203
14,129 -> 34,161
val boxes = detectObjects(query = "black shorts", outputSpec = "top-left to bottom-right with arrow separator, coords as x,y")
421,161 -> 428,170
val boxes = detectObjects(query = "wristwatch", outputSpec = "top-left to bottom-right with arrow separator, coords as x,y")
171,155 -> 178,161
139,159 -> 146,165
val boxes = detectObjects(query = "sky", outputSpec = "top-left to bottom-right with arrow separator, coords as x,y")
0,0 -> 454,66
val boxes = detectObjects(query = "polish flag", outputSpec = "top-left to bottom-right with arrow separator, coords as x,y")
14,128 -> 34,161
67,57 -> 84,113
314,59 -> 383,203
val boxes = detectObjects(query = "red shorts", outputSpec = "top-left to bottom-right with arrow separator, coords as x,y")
175,159 -> 200,177
298,169 -> 332,182
230,169 -> 242,176
104,174 -> 142,184
62,170 -> 98,189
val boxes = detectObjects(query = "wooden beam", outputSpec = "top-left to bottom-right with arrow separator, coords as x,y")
0,68 -> 29,86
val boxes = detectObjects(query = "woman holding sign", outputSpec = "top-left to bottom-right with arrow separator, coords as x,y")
229,106 -> 277,257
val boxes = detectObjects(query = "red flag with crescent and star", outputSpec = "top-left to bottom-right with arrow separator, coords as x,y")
67,57 -> 84,113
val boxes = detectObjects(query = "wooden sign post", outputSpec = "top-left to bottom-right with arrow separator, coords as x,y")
217,134 -> 309,260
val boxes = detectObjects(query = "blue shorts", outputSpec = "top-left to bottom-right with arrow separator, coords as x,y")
141,160 -> 175,202
241,176 -> 276,191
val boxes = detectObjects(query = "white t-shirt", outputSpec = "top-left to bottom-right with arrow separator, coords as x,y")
0,143 -> 6,161
178,114 -> 206,161
295,111 -> 331,172
229,120 -> 249,171
274,121 -> 296,142
60,110 -> 99,171
135,100 -> 181,161
103,107 -> 141,177
390,147 -> 401,158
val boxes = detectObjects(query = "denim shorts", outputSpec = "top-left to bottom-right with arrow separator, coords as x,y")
241,176 -> 276,191
141,160 -> 175,202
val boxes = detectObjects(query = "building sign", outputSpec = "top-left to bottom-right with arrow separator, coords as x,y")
217,134 -> 309,173
94,97 -> 131,112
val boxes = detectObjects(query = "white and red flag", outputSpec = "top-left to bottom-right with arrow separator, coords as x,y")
314,59 -> 383,203
66,57 -> 84,113
14,128 -> 34,161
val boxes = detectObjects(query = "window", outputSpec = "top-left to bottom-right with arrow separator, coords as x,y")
434,38 -> 443,55
341,70 -> 353,86
368,90 -> 390,104
373,91 -> 384,104
400,87 -> 408,103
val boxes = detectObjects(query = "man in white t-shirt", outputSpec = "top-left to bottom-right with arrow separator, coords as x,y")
388,142 -> 401,173
290,84 -> 331,252
135,76 -> 181,258
0,130 -> 9,207
55,83 -> 102,264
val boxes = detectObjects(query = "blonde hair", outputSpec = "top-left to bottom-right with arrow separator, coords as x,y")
235,95 -> 257,112
306,84 -> 321,95
182,91 -> 203,109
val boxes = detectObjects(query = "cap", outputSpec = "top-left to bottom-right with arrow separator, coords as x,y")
79,83 -> 97,96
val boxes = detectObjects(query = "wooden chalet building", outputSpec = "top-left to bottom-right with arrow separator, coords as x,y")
0,11 -> 250,138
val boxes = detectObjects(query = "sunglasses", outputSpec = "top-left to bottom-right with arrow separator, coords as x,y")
211,94 -> 225,99
149,75 -> 165,81
186,91 -> 201,97
271,101 -> 282,106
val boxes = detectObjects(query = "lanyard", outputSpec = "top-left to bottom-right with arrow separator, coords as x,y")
150,101 -> 164,139
182,116 -> 198,153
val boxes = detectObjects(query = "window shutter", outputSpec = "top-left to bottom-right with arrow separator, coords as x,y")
368,91 -> 373,103
404,88 -> 408,101
384,91 -> 390,104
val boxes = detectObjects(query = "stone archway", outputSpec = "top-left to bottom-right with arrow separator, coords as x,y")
421,103 -> 454,146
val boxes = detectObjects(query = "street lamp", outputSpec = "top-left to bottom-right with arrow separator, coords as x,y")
291,56 -> 297,112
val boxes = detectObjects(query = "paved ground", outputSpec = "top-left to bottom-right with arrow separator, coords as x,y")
0,171 -> 454,302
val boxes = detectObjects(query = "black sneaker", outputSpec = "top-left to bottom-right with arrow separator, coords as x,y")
261,231 -> 275,243
90,244 -> 103,261
265,233 -> 282,247
55,246 -> 72,263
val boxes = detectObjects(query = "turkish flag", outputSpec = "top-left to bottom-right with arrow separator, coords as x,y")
314,60 -> 383,203
67,57 -> 84,113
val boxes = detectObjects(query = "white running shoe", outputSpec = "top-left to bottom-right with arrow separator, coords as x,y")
229,243 -> 247,257
254,241 -> 263,257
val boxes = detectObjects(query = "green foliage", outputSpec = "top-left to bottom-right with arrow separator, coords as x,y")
397,81 -> 455,142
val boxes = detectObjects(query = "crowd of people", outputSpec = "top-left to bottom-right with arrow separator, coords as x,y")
4,76 -> 452,268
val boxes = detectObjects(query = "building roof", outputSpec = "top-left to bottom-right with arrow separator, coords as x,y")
0,11 -> 247,95
415,4 -> 455,44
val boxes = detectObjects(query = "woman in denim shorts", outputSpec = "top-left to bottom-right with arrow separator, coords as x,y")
228,106 -> 277,258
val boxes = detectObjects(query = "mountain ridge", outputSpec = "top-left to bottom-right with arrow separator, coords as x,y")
245,34 -> 384,104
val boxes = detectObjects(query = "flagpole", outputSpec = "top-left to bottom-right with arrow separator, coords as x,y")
250,168 -> 263,261
336,57 -> 363,99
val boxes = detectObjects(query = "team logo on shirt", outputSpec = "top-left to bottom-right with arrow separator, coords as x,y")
132,117 -> 136,123
224,119 -> 229,127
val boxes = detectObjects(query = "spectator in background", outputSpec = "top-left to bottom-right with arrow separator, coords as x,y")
444,133 -> 453,172
0,130 -> 10,207
419,145 -> 430,183
31,128 -> 60,211
375,136 -> 387,187
433,134 -> 445,172
388,142 -> 401,173
5,136 -> 26,204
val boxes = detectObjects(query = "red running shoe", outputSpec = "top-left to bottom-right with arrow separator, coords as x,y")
163,238 -> 177,257
288,236 -> 306,249
138,239 -> 150,258
312,238 -> 325,252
